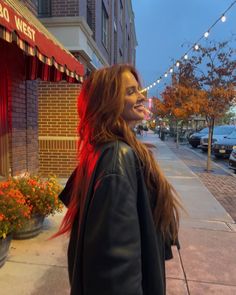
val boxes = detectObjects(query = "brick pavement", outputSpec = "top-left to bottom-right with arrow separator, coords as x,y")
164,139 -> 236,222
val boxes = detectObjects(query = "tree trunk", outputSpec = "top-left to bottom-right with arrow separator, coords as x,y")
176,120 -> 179,148
206,118 -> 214,172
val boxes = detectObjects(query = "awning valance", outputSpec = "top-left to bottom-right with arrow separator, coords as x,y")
0,0 -> 84,83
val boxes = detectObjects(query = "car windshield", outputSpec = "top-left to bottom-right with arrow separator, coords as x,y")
199,128 -> 209,134
227,130 -> 236,139
213,127 -> 235,135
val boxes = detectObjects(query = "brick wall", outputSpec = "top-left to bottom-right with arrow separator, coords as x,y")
51,0 -> 79,17
26,80 -> 39,173
1,40 -> 39,176
10,70 -> 27,175
87,0 -> 96,35
38,81 -> 81,177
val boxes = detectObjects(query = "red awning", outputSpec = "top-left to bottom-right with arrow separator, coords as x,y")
0,0 -> 84,83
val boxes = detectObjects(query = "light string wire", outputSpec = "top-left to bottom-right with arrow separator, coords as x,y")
141,0 -> 236,93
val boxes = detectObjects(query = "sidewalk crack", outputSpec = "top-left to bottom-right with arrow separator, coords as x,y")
178,249 -> 191,295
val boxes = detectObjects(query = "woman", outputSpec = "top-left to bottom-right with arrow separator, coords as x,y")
57,64 -> 182,295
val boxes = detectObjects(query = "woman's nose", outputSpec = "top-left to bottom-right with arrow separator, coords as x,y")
139,91 -> 147,101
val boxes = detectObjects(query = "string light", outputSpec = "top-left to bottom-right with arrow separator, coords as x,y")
143,0 -> 236,92
221,15 -> 226,22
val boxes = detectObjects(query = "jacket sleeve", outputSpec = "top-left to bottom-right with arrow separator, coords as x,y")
58,168 -> 77,207
82,173 -> 143,295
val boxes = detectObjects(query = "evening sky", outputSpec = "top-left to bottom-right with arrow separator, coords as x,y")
132,0 -> 236,97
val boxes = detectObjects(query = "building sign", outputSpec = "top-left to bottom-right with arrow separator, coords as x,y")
0,1 -> 36,43
0,0 -> 84,78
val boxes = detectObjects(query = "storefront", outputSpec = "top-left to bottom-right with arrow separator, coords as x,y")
0,0 -> 84,178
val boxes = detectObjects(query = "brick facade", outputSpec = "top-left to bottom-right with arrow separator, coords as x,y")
0,39 -> 38,178
51,0 -> 79,17
85,0 -> 136,65
38,0 -> 137,177
38,81 -> 81,177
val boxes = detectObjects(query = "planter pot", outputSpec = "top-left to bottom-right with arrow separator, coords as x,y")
0,234 -> 12,268
13,214 -> 45,239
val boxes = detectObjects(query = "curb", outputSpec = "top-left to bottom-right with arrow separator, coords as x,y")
181,146 -> 236,179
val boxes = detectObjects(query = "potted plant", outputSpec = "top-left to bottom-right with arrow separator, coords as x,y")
12,174 -> 63,239
0,181 -> 31,267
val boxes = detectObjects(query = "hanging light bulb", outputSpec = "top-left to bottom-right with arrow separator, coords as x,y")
153,82 -> 156,86
221,15 -> 226,22
157,79 -> 160,83
194,44 -> 199,50
176,62 -> 180,67
169,68 -> 173,73
164,73 -> 168,77
150,85 -> 153,88
184,54 -> 188,60
204,31 -> 209,38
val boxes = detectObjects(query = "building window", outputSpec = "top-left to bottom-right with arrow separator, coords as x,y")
119,0 -> 123,28
87,4 -> 93,31
114,0 -> 118,23
113,28 -> 117,64
38,0 -> 51,17
102,4 -> 109,50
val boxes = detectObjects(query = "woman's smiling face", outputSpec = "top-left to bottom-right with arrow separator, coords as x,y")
121,71 -> 147,124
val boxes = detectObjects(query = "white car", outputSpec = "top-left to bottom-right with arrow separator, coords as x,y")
200,125 -> 236,152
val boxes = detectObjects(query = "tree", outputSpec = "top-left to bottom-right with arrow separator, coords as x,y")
188,39 -> 236,171
152,71 -> 207,146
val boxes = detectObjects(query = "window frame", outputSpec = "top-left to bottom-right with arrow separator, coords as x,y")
38,0 -> 52,17
101,3 -> 109,50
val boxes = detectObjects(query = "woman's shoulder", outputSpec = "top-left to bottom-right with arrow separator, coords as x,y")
96,140 -> 138,177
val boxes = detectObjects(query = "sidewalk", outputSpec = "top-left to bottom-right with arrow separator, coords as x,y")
1,133 -> 236,294
141,133 -> 236,294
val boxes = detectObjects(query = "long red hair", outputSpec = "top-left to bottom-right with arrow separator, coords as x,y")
55,64 -> 182,241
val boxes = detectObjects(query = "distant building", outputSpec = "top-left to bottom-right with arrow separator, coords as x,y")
38,0 -> 138,177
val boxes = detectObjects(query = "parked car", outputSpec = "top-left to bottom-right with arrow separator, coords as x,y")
229,148 -> 236,173
200,125 -> 236,152
188,127 -> 209,148
212,130 -> 236,158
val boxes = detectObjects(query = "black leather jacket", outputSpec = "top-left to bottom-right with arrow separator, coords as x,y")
59,141 -> 177,295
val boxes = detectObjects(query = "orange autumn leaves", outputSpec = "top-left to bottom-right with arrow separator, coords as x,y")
0,181 -> 31,239
152,83 -> 235,121
152,84 -> 207,120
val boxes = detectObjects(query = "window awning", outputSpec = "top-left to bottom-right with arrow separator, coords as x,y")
0,0 -> 84,83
